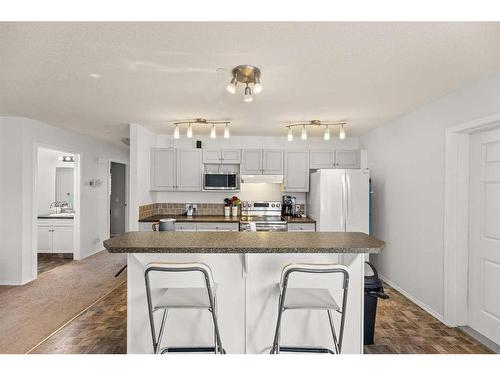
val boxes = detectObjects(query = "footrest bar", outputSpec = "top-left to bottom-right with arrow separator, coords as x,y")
160,346 -> 225,354
279,346 -> 336,354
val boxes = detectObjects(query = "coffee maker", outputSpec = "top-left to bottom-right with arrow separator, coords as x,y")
282,195 -> 299,217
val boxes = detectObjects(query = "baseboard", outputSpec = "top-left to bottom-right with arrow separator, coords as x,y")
80,248 -> 104,259
379,273 -> 445,323
0,276 -> 35,286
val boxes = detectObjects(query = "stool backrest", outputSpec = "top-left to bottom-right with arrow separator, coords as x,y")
145,262 -> 216,288
279,263 -> 350,290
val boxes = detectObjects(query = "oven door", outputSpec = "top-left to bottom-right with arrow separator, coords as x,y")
203,173 -> 240,190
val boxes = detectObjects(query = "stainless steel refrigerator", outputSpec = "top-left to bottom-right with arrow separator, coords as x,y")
307,169 -> 370,233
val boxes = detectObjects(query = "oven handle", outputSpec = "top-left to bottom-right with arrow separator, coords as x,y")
240,223 -> 287,232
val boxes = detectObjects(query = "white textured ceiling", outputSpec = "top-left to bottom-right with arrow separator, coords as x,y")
1,22 -> 499,145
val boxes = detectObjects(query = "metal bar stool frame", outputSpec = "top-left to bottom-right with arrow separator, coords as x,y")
270,264 -> 350,354
144,262 -> 226,354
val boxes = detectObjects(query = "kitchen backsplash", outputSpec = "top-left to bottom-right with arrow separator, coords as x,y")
139,203 -> 305,219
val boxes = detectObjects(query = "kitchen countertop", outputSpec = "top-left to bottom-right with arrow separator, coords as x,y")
37,214 -> 74,219
139,214 -> 316,223
104,231 -> 384,254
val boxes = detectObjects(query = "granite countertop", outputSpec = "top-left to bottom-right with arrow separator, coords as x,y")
139,214 -> 316,224
139,215 -> 241,223
104,231 -> 384,254
38,214 -> 74,219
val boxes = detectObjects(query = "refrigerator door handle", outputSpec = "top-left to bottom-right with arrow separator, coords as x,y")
341,174 -> 347,231
346,173 -> 351,230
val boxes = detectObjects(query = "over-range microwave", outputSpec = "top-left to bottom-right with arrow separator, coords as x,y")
203,172 -> 240,190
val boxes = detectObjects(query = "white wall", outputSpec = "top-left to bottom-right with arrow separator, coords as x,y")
37,148 -> 74,215
129,125 -> 360,209
360,71 -> 500,318
0,116 -> 129,285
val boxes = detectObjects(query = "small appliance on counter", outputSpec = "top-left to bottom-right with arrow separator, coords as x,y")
282,195 -> 301,217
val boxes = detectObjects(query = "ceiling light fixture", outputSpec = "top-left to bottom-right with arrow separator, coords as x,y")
58,155 -> 74,162
227,65 -> 262,102
172,119 -> 231,140
285,120 -> 348,141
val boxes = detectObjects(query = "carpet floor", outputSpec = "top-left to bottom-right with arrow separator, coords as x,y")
0,250 -> 127,354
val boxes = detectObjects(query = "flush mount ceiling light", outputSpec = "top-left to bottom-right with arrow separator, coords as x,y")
58,155 -> 74,162
226,65 -> 262,103
285,120 -> 348,141
172,118 -> 231,139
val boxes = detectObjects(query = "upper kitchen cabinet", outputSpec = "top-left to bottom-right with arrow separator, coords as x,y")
241,149 -> 283,175
309,150 -> 335,169
241,149 -> 262,174
151,148 -> 176,190
284,150 -> 309,192
309,149 -> 360,169
335,150 -> 360,169
202,149 -> 241,164
262,149 -> 283,174
151,148 -> 202,191
176,149 -> 202,191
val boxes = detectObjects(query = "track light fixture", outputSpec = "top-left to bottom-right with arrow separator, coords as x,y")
226,65 -> 262,102
172,118 -> 231,140
286,120 -> 347,141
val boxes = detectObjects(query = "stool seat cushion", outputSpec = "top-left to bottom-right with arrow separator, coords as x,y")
283,288 -> 340,311
153,286 -> 216,310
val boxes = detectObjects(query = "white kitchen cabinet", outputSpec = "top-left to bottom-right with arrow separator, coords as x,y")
334,150 -> 360,169
287,223 -> 316,232
195,222 -> 239,232
310,150 -> 360,169
284,150 -> 310,192
37,219 -> 74,253
262,149 -> 283,174
202,149 -> 241,164
241,149 -> 262,174
151,148 -> 202,191
139,222 -> 154,232
310,150 -> 335,169
241,149 -> 283,175
150,148 -> 176,191
174,222 -> 197,232
177,149 -> 202,191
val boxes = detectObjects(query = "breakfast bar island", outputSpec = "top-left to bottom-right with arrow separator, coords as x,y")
104,231 -> 384,354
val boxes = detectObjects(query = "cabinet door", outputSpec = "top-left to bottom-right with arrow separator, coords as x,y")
221,149 -> 241,164
310,150 -> 335,169
151,148 -> 176,190
37,225 -> 52,252
177,149 -> 202,191
284,150 -> 310,192
334,150 -> 360,169
174,222 -> 197,231
202,149 -> 222,164
262,149 -> 283,174
287,223 -> 316,232
241,149 -> 262,174
52,226 -> 74,253
196,222 -> 240,232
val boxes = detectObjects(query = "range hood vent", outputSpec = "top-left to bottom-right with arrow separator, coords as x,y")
240,174 -> 284,184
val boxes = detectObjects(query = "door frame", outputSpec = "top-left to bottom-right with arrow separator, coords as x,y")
443,112 -> 500,326
32,143 -> 82,279
107,159 -> 129,237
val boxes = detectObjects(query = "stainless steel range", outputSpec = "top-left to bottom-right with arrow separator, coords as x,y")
239,201 -> 287,232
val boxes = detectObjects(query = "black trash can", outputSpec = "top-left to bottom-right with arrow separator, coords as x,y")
364,262 -> 388,345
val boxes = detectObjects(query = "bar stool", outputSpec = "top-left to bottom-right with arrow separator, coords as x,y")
270,263 -> 349,354
144,262 -> 226,354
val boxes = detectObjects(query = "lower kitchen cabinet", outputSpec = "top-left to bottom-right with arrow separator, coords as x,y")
174,222 -> 197,232
37,219 -> 74,253
195,222 -> 239,232
287,223 -> 316,232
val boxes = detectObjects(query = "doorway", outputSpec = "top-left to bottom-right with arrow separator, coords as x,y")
443,112 -> 500,349
109,161 -> 127,237
35,147 -> 80,277
468,127 -> 500,345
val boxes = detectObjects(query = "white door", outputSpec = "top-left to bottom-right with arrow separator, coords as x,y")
469,127 -> 500,345
150,148 -> 176,190
37,225 -> 52,252
345,169 -> 369,233
317,170 -> 345,232
52,226 -> 74,252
